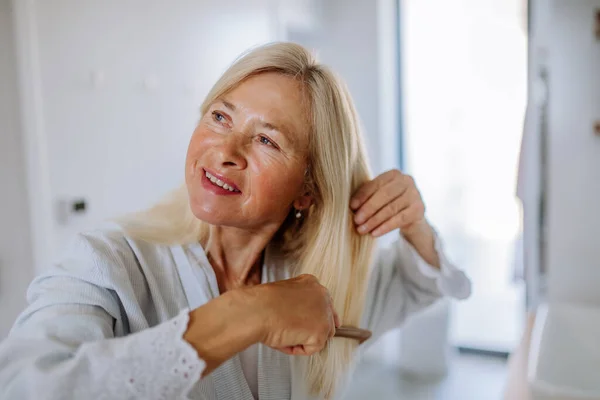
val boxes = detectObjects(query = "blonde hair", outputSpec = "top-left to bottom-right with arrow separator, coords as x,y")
119,42 -> 375,398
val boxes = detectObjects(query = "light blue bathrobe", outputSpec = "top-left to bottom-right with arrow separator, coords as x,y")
0,226 -> 470,399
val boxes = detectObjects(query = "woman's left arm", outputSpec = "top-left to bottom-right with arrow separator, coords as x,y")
351,169 -> 472,341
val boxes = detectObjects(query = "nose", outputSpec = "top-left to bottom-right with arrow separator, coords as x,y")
216,132 -> 247,170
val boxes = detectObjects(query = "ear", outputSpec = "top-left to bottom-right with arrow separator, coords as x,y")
293,193 -> 313,211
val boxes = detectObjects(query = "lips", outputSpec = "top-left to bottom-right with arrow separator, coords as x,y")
202,168 -> 241,193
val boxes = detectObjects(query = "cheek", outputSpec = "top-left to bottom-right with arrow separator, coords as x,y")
186,128 -> 211,166
250,158 -> 305,202
185,134 -> 208,190
187,128 -> 206,157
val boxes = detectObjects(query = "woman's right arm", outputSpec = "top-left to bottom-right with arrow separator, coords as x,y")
0,235 -> 337,399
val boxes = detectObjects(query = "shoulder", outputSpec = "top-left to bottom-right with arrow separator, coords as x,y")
71,224 -> 169,258
48,223 -> 174,288
20,225 -> 189,330
66,225 -> 133,265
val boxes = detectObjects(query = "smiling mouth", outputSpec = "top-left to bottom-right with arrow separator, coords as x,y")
204,170 -> 241,193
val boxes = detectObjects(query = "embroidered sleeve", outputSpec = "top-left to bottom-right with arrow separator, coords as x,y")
99,309 -> 206,399
0,307 -> 205,400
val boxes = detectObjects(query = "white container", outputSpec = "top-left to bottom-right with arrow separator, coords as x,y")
528,303 -> 600,399
397,298 -> 452,379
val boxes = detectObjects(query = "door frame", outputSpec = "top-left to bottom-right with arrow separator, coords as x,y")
11,0 -> 54,274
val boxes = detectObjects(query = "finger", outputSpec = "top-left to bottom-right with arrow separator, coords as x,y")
275,346 -> 296,355
326,292 -> 340,331
357,192 -> 412,234
372,203 -> 424,237
293,345 -> 312,356
328,313 -> 337,339
354,181 -> 406,226
302,344 -> 324,356
333,308 -> 341,329
350,170 -> 398,210
350,180 -> 379,211
281,345 -> 313,356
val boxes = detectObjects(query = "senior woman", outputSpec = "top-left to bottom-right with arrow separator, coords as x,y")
0,42 -> 470,400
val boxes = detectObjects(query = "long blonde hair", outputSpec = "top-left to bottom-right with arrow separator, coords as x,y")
119,42 -> 375,398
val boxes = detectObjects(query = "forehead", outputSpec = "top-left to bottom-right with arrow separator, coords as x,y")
222,72 -> 310,144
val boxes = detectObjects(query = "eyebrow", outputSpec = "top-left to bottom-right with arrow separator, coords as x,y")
221,100 -> 236,112
217,99 -> 295,144
258,120 -> 294,145
259,120 -> 282,133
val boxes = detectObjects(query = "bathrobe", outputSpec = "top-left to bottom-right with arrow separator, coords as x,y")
0,225 -> 471,399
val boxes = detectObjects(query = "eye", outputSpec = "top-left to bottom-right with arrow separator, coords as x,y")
211,111 -> 227,124
258,135 -> 276,147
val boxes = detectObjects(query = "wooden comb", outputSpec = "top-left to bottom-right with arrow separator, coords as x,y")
334,326 -> 372,344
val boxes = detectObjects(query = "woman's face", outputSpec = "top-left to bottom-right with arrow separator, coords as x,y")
185,72 -> 312,230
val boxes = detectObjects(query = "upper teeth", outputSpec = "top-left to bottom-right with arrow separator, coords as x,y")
205,171 -> 238,192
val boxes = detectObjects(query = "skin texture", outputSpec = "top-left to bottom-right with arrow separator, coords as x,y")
182,72 -> 439,376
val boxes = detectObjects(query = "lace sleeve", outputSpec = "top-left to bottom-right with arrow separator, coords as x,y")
0,308 -> 206,400
98,309 -> 206,399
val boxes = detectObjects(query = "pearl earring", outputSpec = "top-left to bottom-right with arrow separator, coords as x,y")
296,210 -> 302,219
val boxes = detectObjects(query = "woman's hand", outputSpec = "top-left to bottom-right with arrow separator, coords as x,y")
184,274 -> 338,377
253,274 -> 340,356
350,169 -> 441,267
350,169 -> 426,237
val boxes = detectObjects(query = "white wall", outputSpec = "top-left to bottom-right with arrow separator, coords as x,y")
289,0 -> 401,176
16,0 -> 282,269
0,0 -> 34,338
537,0 -> 600,305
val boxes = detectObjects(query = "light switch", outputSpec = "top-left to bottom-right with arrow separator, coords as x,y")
55,197 -> 88,225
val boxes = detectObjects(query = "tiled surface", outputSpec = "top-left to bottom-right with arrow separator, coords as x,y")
344,353 -> 507,400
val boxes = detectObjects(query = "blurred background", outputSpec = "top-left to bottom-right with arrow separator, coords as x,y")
1,0 -> 600,399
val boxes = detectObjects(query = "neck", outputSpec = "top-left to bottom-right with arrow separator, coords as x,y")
203,223 -> 279,290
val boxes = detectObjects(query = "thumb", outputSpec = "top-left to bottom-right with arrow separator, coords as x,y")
333,309 -> 341,329
274,346 -> 296,355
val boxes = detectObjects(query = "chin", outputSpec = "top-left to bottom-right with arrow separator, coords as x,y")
193,211 -> 229,226
188,198 -> 229,225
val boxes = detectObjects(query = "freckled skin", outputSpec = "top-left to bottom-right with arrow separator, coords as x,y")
185,73 -> 312,231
